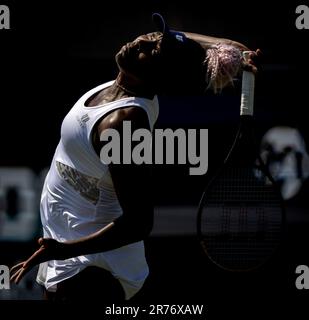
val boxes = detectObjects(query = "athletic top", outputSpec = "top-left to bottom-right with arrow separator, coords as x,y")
36,80 -> 159,300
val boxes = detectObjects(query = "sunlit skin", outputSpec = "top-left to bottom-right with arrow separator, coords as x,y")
116,32 -> 163,76
10,30 -> 261,285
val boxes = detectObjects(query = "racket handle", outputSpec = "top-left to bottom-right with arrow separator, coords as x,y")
240,52 -> 255,116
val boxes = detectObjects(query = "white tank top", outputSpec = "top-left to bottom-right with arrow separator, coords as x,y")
36,81 -> 159,300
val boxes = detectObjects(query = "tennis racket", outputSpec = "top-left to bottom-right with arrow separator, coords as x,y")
197,53 -> 284,271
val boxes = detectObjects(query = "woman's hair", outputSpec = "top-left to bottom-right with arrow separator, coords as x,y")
157,36 -> 207,94
204,44 -> 242,93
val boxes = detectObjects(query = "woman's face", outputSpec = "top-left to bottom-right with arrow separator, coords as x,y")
115,32 -> 163,80
116,31 -> 206,94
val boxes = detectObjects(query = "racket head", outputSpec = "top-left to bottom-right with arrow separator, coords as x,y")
197,119 -> 285,272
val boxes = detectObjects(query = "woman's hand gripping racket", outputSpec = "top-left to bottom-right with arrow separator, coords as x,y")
197,51 -> 284,271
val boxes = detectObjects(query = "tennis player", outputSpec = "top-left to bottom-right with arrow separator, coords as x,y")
10,14 -> 260,302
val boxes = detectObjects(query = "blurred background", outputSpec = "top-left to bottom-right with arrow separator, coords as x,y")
0,0 -> 308,316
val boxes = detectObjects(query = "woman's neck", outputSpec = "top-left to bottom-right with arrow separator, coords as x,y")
115,72 -> 155,99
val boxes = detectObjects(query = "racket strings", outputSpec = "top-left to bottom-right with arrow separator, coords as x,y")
199,166 -> 282,270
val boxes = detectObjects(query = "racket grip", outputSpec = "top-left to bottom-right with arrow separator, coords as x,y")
240,52 -> 255,116
241,71 -> 255,116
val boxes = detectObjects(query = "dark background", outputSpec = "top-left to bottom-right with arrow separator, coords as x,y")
1,0 -> 309,318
